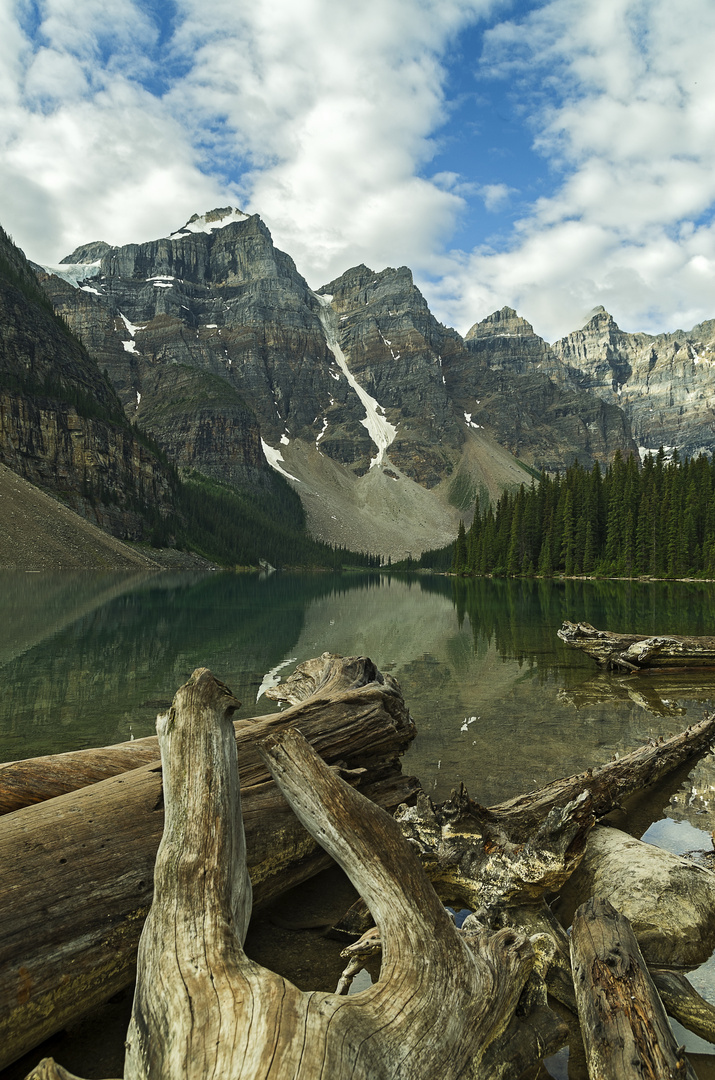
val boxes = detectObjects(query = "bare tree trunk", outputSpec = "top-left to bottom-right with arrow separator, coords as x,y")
0,657 -> 418,1073
394,711 -> 715,916
570,897 -> 697,1080
121,671 -> 544,1080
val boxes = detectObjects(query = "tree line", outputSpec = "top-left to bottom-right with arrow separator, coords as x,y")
419,449 -> 715,578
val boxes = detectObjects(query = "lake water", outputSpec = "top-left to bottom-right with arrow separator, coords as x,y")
3,570 -> 715,814
3,570 -> 715,1074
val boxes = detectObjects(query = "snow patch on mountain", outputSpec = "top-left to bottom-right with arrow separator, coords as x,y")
168,208 -> 249,239
39,260 -> 101,289
315,293 -> 397,468
261,438 -> 301,482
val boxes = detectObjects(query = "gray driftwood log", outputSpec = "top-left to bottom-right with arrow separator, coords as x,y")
394,710 -> 715,919
558,620 -> 715,671
0,653 -> 410,815
30,669 -> 554,1080
0,656 -> 418,1073
571,897 -> 697,1080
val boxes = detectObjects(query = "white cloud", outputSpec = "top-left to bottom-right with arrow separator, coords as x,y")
436,0 -> 715,340
167,0 -> 499,282
3,0 -> 715,348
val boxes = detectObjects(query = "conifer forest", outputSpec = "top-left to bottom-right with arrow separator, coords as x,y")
423,450 -> 715,579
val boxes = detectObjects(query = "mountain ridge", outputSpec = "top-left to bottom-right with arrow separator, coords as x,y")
22,205 -> 714,558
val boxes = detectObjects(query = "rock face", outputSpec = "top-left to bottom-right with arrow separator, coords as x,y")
550,306 -> 715,457
0,226 -> 175,539
454,307 -> 639,471
26,208 -> 653,556
319,263 -> 466,485
39,210 -> 376,496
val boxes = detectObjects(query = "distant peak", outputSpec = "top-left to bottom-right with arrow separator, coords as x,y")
168,207 -> 249,239
465,305 -> 536,340
582,305 -> 619,331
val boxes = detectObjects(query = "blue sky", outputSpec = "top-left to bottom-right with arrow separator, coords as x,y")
2,0 -> 715,342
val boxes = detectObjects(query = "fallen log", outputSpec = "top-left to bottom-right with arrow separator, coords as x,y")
0,653 -> 407,815
570,897 -> 697,1080
558,620 -> 715,671
555,823 -> 715,968
650,968 -> 715,1046
32,669 -> 550,1080
0,656 -> 418,1073
394,711 -> 715,918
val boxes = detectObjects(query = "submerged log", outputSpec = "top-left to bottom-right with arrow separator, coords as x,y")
0,654 -> 407,815
37,669 -> 548,1080
570,897 -> 697,1080
558,620 -> 715,671
0,657 -> 418,1073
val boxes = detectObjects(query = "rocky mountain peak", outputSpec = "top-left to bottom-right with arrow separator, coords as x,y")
168,207 -> 249,238
465,306 -> 537,340
60,241 -> 113,265
581,305 -> 619,332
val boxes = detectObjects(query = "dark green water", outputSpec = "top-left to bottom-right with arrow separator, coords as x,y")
2,570 -> 715,813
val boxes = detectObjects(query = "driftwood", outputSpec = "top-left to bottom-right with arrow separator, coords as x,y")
651,968 -> 715,1045
394,711 -> 715,919
0,653 -> 410,815
33,669 -> 553,1080
11,663 -> 715,1078
570,897 -> 697,1080
559,620 -> 715,671
0,656 -> 418,1073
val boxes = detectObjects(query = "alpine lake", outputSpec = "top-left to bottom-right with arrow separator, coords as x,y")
3,570 -> 715,1078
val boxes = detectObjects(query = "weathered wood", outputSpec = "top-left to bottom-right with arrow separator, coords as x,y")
24,1060 -> 98,1080
118,672 -> 543,1080
556,824 -> 715,968
651,968 -> 715,1045
570,896 -> 697,1080
0,657 -> 418,1073
0,654 -> 409,815
559,620 -> 715,671
394,711 -> 715,917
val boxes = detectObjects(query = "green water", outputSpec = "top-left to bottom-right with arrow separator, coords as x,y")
2,570 -> 715,815
3,570 -> 715,1068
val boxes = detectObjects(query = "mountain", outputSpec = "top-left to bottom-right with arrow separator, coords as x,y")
0,223 -> 176,541
32,208 -> 640,558
456,306 -> 637,473
550,307 -> 715,458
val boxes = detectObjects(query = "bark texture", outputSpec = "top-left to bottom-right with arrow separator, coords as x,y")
0,655 -> 417,1072
571,897 -> 697,1080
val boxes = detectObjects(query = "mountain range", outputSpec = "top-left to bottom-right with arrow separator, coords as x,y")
4,206 -> 715,562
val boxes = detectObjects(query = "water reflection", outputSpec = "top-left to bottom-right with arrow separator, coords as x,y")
2,571 -> 715,828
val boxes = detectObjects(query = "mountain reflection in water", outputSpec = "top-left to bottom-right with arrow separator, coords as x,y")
2,571 -> 715,825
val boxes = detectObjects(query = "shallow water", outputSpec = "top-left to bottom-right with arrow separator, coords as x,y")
2,570 -> 715,1072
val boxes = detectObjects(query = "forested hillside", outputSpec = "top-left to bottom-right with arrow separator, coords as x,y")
420,450 -> 715,578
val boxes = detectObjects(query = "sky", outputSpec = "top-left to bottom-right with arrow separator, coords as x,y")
2,0 -> 715,343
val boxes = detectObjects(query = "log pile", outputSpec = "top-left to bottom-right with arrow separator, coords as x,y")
0,655 -> 419,1072
5,656 -> 715,1079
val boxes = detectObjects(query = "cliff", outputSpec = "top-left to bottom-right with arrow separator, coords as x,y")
0,225 -> 176,540
550,307 -> 715,457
